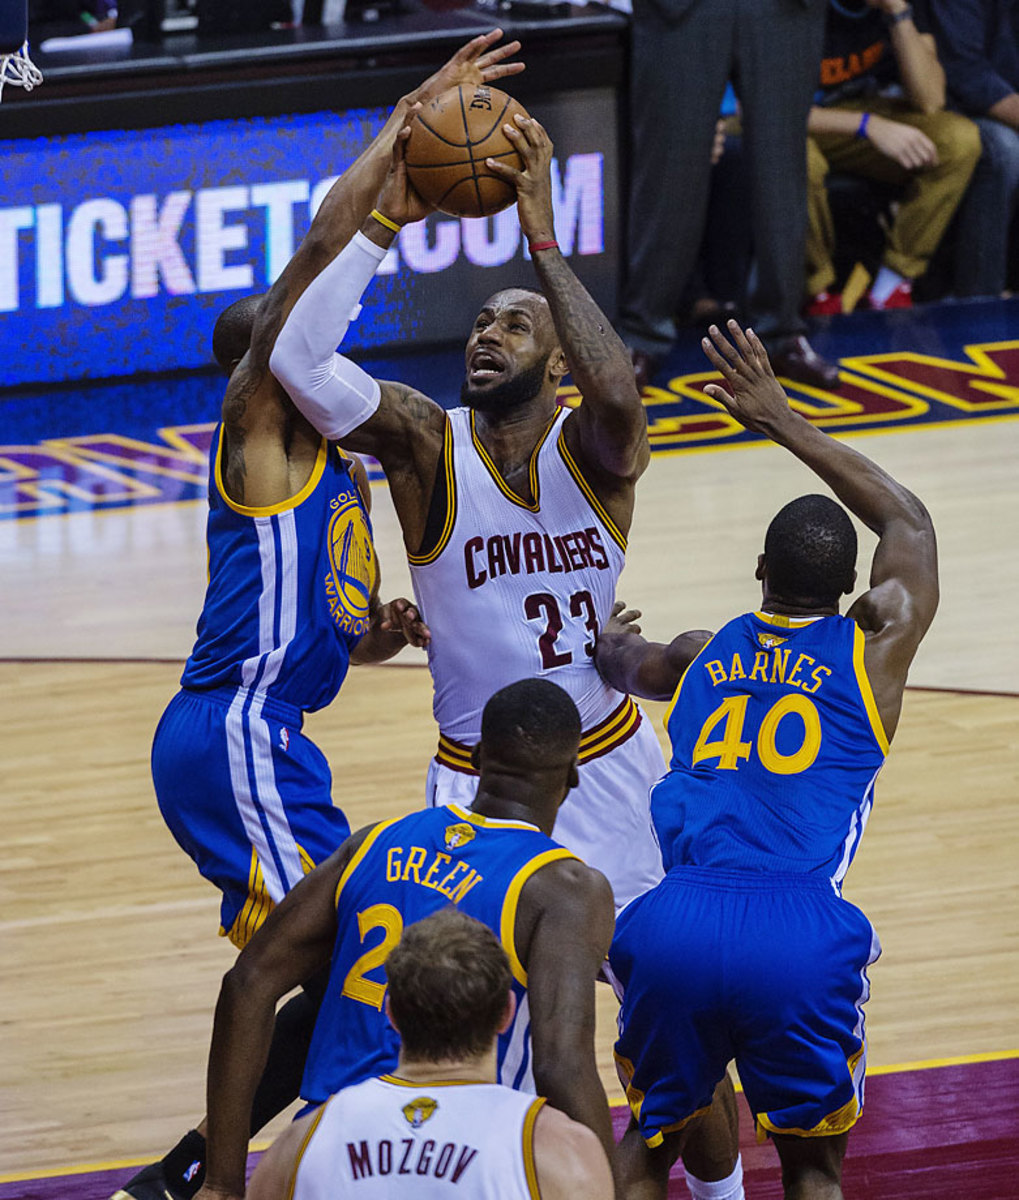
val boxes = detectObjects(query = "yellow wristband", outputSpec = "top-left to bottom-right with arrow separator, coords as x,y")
370,209 -> 402,234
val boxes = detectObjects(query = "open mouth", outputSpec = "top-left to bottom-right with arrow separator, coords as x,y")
468,352 -> 506,383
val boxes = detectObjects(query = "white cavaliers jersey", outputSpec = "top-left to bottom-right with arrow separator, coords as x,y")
291,1075 -> 545,1199
409,406 -> 629,745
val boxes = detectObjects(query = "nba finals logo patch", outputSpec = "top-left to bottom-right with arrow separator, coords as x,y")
325,496 -> 376,638
757,632 -> 788,650
403,1097 -> 438,1129
444,823 -> 476,851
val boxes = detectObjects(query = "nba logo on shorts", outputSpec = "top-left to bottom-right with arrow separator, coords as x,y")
279,728 -> 290,752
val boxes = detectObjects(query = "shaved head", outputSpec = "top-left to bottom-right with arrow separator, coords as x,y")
212,295 -> 264,374
763,494 -> 857,606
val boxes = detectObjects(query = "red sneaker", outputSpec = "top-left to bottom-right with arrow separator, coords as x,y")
805,290 -> 843,316
866,280 -> 913,310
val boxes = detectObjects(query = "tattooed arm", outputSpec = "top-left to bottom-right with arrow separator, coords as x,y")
488,115 -> 650,485
217,102 -> 415,509
218,31 -> 523,509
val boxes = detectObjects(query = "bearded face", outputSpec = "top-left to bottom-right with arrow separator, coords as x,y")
461,291 -> 559,415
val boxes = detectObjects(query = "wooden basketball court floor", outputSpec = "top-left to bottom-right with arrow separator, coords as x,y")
1,302 -> 1018,1195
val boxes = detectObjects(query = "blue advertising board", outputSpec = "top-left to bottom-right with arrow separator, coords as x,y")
0,89 -> 617,387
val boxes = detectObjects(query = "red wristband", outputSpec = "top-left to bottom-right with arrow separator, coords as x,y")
528,240 -> 559,254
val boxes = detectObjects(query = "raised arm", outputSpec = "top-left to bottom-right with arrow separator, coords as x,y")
219,32 -> 523,509
258,29 -> 524,372
195,830 -> 373,1200
595,602 -> 712,701
702,321 -> 938,739
516,860 -> 617,1177
487,115 -> 650,484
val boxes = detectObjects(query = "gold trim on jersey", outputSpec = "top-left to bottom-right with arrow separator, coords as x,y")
333,819 -> 400,911
437,733 -> 477,775
522,1096 -> 547,1199
556,431 -> 627,552
753,611 -> 825,627
662,634 -> 717,732
642,1104 -> 714,1149
756,1043 -> 866,1138
408,415 -> 457,565
469,409 -> 558,512
500,848 -> 579,986
285,1101 -> 329,1200
615,1052 -> 714,1148
446,803 -> 540,832
215,430 -> 328,517
852,624 -> 891,755
223,849 -> 273,949
436,698 -> 642,775
579,696 -> 641,762
379,1074 -> 489,1088
222,843 -> 319,948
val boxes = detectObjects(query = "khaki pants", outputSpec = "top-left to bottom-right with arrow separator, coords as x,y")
806,96 -> 981,297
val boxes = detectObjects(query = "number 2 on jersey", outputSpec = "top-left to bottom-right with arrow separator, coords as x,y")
340,903 -> 404,1009
692,693 -> 822,775
524,589 -> 598,670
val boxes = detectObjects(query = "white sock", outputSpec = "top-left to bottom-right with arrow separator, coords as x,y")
869,265 -> 908,306
684,1153 -> 744,1200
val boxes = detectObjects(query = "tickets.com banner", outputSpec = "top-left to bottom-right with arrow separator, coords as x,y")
0,89 -> 616,387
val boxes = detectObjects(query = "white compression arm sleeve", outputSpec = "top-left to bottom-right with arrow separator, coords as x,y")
269,230 -> 385,439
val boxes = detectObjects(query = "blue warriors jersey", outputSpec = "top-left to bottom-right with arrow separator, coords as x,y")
181,426 -> 376,712
653,612 -> 889,879
301,805 -> 576,1107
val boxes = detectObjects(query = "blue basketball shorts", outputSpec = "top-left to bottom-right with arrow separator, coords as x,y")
610,866 -> 881,1144
152,686 -> 351,947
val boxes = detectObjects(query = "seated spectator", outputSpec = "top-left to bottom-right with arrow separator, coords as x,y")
923,0 -> 1019,297
806,0 -> 981,313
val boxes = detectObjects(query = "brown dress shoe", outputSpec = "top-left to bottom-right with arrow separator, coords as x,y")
629,347 -> 663,394
767,335 -> 841,391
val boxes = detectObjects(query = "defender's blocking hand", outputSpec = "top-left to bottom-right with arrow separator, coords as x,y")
701,320 -> 797,435
379,597 -> 432,649
603,600 -> 643,639
409,29 -> 524,108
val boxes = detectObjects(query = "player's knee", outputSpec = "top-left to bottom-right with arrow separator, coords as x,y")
932,112 -> 982,174
772,1131 -> 846,1190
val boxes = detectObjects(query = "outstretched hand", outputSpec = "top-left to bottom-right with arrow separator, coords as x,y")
410,29 -> 524,108
603,599 -> 642,639
379,597 -> 432,648
701,320 -> 796,435
485,114 -> 556,243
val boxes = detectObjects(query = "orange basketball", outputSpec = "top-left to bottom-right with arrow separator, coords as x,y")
406,84 -> 529,218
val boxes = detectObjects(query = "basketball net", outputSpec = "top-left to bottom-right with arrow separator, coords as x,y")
0,40 -> 42,102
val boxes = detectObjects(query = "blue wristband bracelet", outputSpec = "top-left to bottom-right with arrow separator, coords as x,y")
857,112 -> 871,140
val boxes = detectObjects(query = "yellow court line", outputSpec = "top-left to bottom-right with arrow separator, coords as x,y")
647,409 -> 1019,460
4,1050 -> 1016,1184
8,407 -> 1019,524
